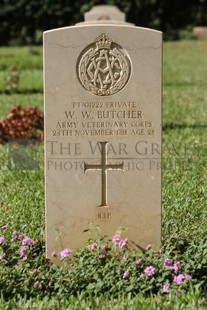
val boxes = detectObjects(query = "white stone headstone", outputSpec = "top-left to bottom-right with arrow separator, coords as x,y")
193,27 -> 207,40
84,5 -> 125,22
44,5 -> 162,262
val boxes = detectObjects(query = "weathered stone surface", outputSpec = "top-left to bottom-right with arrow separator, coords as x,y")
44,12 -> 162,262
84,5 -> 125,22
193,27 -> 207,40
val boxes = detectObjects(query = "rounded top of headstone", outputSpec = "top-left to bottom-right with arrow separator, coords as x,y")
84,5 -> 125,22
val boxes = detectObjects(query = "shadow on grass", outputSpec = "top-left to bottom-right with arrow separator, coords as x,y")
163,123 -> 207,130
164,81 -> 207,87
1,89 -> 43,95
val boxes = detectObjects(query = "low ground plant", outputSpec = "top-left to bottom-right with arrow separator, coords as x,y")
4,65 -> 21,94
0,105 -> 43,144
0,225 -> 206,304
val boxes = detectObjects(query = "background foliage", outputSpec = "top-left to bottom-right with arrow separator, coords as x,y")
1,0 -> 207,45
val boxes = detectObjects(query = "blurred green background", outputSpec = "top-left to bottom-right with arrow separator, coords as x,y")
1,0 -> 207,45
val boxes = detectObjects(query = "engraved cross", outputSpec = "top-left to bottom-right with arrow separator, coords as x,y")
84,141 -> 124,207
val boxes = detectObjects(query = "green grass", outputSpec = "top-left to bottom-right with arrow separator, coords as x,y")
163,41 -> 207,126
0,94 -> 43,118
0,70 -> 43,94
161,40 -> 207,244
0,41 -> 207,308
0,289 -> 207,310
0,47 -> 42,70
0,145 -> 44,240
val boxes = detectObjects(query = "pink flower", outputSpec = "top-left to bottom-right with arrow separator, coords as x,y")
33,280 -> 39,288
144,266 -> 156,277
112,234 -> 120,244
118,238 -> 128,249
32,269 -> 38,276
90,242 -> 98,251
173,274 -> 185,285
51,251 -> 57,258
0,254 -> 5,260
22,238 -> 36,246
172,261 -> 181,273
145,244 -> 152,251
12,231 -> 25,239
162,283 -> 170,293
0,225 -> 8,230
0,236 -> 6,244
22,256 -> 28,261
184,274 -> 192,280
123,271 -> 129,279
164,258 -> 172,267
135,258 -> 143,265
173,274 -> 192,285
60,248 -> 72,259
20,246 -> 28,257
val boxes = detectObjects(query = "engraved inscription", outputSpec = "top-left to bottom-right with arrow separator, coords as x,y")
77,34 -> 131,96
84,141 -> 124,207
97,212 -> 112,219
50,101 -> 156,137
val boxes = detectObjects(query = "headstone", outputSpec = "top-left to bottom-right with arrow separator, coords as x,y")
44,5 -> 162,262
84,5 -> 125,22
193,27 -> 207,40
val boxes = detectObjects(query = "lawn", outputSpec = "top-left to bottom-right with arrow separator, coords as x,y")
0,41 -> 207,309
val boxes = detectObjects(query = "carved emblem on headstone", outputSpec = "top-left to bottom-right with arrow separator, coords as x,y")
77,33 -> 131,96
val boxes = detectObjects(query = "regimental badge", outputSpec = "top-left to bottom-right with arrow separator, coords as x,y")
77,33 -> 131,96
